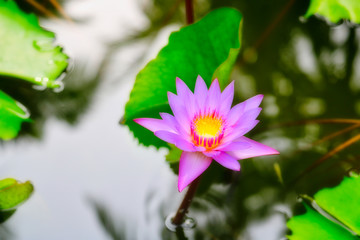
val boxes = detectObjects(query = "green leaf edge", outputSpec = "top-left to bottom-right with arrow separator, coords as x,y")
0,178 -> 34,210
314,173 -> 360,235
0,90 -> 31,140
287,204 -> 359,240
0,0 -> 68,88
287,173 -> 360,239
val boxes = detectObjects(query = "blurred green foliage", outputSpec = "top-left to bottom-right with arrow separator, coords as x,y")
305,0 -> 360,24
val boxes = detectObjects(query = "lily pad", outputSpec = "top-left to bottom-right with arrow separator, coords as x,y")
287,205 -> 358,240
314,173 -> 360,235
287,173 -> 360,239
0,90 -> 30,140
0,0 -> 68,88
305,0 -> 360,24
0,178 -> 34,210
123,8 -> 243,148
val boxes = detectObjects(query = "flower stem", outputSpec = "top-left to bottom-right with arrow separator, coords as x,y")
169,0 -> 196,228
171,176 -> 201,226
185,0 -> 194,25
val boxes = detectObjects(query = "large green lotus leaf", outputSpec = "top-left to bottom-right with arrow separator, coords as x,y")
287,174 -> 360,239
305,0 -> 360,24
0,178 -> 34,210
314,173 -> 360,235
287,205 -> 358,240
0,0 -> 68,88
0,90 -> 30,140
123,8 -> 242,148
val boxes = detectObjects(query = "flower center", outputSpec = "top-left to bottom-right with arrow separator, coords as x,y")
191,112 -> 224,150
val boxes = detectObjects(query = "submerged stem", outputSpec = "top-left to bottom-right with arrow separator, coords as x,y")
171,176 -> 201,226
175,227 -> 188,240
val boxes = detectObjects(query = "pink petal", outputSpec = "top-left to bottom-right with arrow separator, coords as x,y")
154,130 -> 178,144
159,112 -> 189,139
176,77 -> 192,98
241,108 -> 262,123
224,108 -> 262,142
212,152 -> 240,171
205,79 -> 221,112
227,107 -> 262,129
223,119 -> 260,143
236,119 -> 260,136
133,118 -> 173,133
159,112 -> 178,132
242,94 -> 264,112
178,152 -> 212,192
219,81 -> 234,116
226,102 -> 246,127
194,75 -> 208,111
195,146 -> 206,152
226,94 -> 264,126
167,92 -> 191,134
215,141 -> 251,151
154,130 -> 195,152
203,150 -> 221,158
228,136 -> 279,160
175,78 -> 196,118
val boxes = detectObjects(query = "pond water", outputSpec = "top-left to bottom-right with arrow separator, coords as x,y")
1,0 -> 360,239
1,1 -> 175,239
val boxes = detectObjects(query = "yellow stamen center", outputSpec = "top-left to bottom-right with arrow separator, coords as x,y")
194,116 -> 222,138
191,112 -> 224,150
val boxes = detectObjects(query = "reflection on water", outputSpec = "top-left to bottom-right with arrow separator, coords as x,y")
1,0 -> 360,239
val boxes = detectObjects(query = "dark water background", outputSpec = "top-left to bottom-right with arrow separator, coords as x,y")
1,0 -> 360,239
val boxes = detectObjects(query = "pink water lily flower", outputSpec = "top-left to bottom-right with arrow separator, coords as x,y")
134,76 -> 279,192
